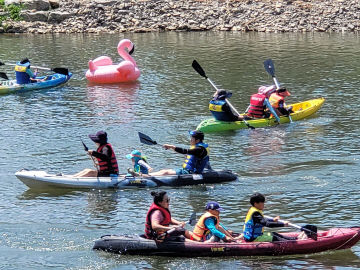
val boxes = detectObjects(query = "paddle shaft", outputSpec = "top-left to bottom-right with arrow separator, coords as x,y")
265,215 -> 315,235
264,59 -> 293,123
160,213 -> 196,237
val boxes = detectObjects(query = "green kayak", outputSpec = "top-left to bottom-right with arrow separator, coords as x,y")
196,97 -> 325,133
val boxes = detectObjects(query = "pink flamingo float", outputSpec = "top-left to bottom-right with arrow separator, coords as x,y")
86,39 -> 140,84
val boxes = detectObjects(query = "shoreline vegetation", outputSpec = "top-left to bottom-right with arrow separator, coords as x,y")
0,0 -> 359,34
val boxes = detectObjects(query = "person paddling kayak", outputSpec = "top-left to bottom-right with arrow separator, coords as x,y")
145,191 -> 191,241
74,130 -> 119,177
149,130 -> 211,176
268,87 -> 293,116
209,90 -> 244,121
245,86 -> 280,122
189,201 -> 235,242
14,58 -> 43,84
243,193 -> 305,242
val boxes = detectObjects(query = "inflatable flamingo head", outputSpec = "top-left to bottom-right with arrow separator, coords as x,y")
117,39 -> 134,55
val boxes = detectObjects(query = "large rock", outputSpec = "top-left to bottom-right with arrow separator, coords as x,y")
49,0 -> 59,9
21,10 -> 48,21
22,0 -> 50,11
48,11 -> 72,23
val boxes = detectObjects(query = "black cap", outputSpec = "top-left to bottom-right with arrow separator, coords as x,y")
89,130 -> 108,144
215,90 -> 232,100
189,130 -> 204,141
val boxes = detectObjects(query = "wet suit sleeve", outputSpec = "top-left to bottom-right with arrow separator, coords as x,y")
253,212 -> 285,228
26,68 -> 36,78
174,146 -> 207,158
91,145 -> 112,161
264,98 -> 280,122
204,217 -> 226,239
223,102 -> 240,121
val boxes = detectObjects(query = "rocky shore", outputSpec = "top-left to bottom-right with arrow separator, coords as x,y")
1,0 -> 360,34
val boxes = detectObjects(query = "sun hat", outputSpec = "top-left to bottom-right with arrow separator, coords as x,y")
88,130 -> 108,144
126,150 -> 142,160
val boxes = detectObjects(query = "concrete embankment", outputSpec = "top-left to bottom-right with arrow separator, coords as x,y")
1,0 -> 359,33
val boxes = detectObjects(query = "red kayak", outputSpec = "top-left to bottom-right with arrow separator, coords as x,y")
93,227 -> 360,256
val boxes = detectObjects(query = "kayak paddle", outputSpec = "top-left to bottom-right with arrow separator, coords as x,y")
265,215 -> 318,240
0,61 -> 69,76
263,59 -> 293,123
80,138 -> 98,169
0,72 -> 9,80
192,60 -> 255,130
138,132 -> 162,147
160,212 -> 197,237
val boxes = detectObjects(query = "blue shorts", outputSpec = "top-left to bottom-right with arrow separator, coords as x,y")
175,168 -> 190,175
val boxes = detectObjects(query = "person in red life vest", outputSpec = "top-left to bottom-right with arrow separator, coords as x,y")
74,130 -> 119,177
209,90 -> 244,121
245,86 -> 280,123
144,191 -> 191,241
149,130 -> 211,176
268,87 -> 294,116
243,193 -> 307,242
189,201 -> 235,242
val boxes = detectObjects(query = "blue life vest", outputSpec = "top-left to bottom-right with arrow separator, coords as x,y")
134,158 -> 149,174
182,142 -> 209,173
15,62 -> 33,84
243,206 -> 265,241
209,100 -> 235,121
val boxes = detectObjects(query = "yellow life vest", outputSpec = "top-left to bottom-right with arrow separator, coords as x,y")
243,206 -> 265,240
191,211 -> 220,241
269,93 -> 284,109
15,65 -> 27,72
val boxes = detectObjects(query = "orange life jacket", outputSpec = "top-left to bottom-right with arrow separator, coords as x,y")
269,93 -> 285,109
190,211 -> 220,241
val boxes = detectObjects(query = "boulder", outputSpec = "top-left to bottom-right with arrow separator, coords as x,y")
21,10 -> 48,21
49,0 -> 59,9
22,0 -> 50,11
48,11 -> 72,23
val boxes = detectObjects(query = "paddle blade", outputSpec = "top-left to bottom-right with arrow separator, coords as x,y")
301,225 -> 318,241
264,59 -> 276,77
189,212 -> 197,226
192,60 -> 207,79
138,132 -> 157,145
0,61 -> 5,66
52,68 -> 69,76
0,72 -> 8,80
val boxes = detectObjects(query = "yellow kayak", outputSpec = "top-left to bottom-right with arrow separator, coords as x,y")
196,97 -> 325,133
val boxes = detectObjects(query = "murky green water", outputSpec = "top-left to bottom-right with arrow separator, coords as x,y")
0,31 -> 359,269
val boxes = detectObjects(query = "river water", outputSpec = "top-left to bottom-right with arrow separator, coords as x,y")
0,32 -> 359,269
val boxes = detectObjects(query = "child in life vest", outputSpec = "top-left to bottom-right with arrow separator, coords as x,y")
126,150 -> 153,176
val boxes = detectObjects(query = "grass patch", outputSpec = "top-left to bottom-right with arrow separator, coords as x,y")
0,0 -> 23,27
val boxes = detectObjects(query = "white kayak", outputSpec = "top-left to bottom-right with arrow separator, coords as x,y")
15,169 -> 238,189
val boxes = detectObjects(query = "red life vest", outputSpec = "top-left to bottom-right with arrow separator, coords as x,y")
96,143 -> 119,174
247,93 -> 266,118
144,203 -> 172,239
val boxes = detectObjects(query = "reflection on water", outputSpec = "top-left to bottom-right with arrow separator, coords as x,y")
86,82 -> 140,124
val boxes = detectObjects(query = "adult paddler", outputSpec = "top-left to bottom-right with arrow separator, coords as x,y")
144,191 -> 191,241
149,130 -> 211,176
74,130 -> 119,177
14,58 -> 39,84
209,90 -> 244,121
245,85 -> 280,122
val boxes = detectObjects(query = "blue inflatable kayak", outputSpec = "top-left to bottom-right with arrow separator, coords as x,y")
0,72 -> 72,95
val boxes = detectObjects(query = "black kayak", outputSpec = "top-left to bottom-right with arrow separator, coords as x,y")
93,227 -> 360,257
